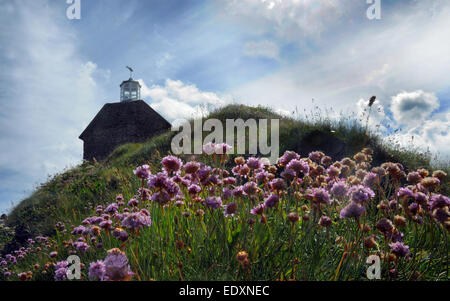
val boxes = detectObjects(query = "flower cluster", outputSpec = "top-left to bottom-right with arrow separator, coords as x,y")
3,145 -> 448,281
89,248 -> 134,281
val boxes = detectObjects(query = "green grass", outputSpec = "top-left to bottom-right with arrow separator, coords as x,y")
1,104 -> 448,281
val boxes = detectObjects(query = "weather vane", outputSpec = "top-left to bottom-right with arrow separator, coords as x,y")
126,66 -> 134,79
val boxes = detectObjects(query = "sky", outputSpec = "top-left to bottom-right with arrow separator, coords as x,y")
0,0 -> 449,214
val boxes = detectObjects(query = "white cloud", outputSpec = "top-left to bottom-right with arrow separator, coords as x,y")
243,40 -> 280,60
388,112 -> 450,160
227,2 -> 446,88
165,79 -> 227,105
231,0 -> 450,110
152,98 -> 201,121
221,0 -> 360,39
0,1 -> 105,213
139,79 -> 232,122
274,108 -> 291,117
390,91 -> 439,127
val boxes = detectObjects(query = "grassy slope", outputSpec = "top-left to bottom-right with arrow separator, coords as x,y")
3,104 -> 447,253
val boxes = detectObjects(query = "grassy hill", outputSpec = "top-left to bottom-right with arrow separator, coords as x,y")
5,104 -> 438,246
1,104 -> 448,281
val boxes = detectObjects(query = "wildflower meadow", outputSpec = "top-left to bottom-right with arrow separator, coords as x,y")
1,143 -> 448,281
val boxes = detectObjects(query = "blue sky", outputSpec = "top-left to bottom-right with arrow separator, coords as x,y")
0,0 -> 449,214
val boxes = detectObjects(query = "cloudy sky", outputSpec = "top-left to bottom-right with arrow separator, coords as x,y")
0,0 -> 449,213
